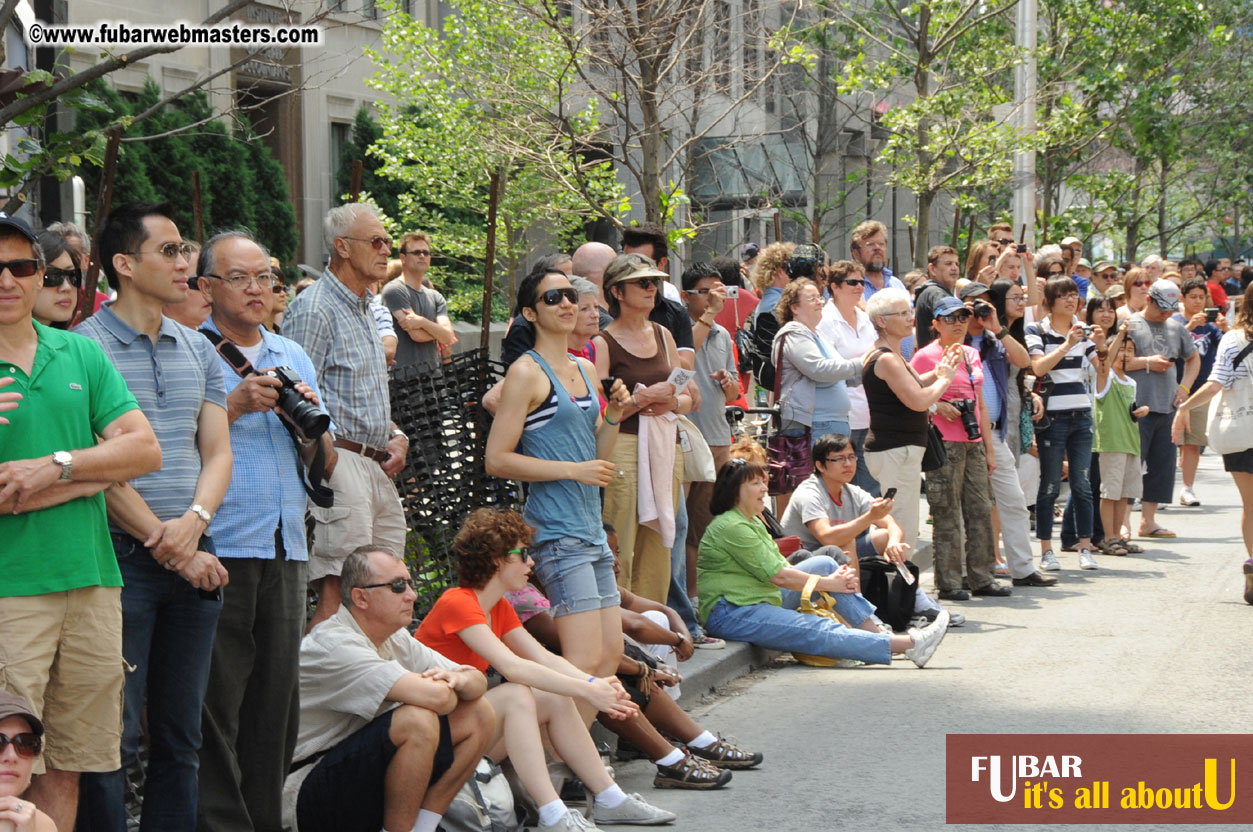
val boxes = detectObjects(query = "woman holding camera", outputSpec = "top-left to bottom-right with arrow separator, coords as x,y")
910,297 -> 1008,599
1025,276 -> 1107,572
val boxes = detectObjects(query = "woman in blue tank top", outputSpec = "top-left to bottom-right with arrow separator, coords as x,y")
486,269 -> 633,692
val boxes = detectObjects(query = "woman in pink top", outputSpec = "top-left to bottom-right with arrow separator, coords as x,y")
910,296 -> 1009,600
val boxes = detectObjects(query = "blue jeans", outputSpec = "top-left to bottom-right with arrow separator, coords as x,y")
78,534 -> 222,832
849,428 -> 881,497
703,555 -> 892,665
1061,452 -> 1104,548
810,420 -> 851,449
1035,411 -> 1094,543
667,496 -> 704,637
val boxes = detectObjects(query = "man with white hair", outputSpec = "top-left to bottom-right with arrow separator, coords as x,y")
1141,254 -> 1164,282
284,204 -> 409,629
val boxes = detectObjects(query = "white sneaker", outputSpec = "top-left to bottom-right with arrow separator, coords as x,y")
540,809 -> 603,832
1180,487 -> 1200,507
1078,548 -> 1098,570
591,793 -> 676,825
1040,550 -> 1061,572
903,608 -> 949,668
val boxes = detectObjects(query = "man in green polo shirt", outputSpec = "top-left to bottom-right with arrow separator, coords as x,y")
0,213 -> 161,832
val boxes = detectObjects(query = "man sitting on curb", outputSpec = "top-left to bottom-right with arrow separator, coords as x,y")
282,546 -> 495,832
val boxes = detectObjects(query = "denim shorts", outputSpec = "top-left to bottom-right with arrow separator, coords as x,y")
531,536 -> 621,617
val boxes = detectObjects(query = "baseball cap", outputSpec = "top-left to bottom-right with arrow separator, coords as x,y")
1061,236 -> 1081,247
933,296 -> 967,318
0,690 -> 44,737
603,252 -> 668,290
1093,260 -> 1117,273
1148,279 -> 1181,311
1104,284 -> 1126,299
958,282 -> 990,299
740,242 -> 760,262
0,211 -> 37,245
1077,258 -> 1092,270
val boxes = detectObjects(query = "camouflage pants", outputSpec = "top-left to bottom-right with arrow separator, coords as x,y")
925,440 -> 996,593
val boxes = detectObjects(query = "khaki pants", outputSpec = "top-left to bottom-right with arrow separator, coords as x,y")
603,434 -> 683,603
308,448 -> 408,580
864,444 -> 925,548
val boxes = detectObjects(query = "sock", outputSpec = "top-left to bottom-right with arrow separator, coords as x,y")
538,800 -> 568,827
686,730 -> 717,750
411,810 -> 442,832
594,784 -> 628,808
654,747 -> 684,767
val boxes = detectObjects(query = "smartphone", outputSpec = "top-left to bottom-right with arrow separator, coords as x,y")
601,377 -> 617,398
725,286 -> 739,298
883,487 -> 898,500
1206,307 -> 1220,323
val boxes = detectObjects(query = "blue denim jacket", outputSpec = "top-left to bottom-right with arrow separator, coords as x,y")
969,334 -> 1010,442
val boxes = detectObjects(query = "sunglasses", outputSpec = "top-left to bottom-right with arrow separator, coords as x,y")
998,238 -> 1015,246
0,258 -> 40,278
343,235 -> 393,252
938,311 -> 972,323
360,577 -> 415,594
272,283 -> 287,294
506,547 -> 533,561
1046,270 -> 1065,276
841,279 -> 866,287
44,267 -> 83,288
403,249 -> 431,257
539,287 -> 578,306
0,731 -> 41,758
621,277 -> 660,290
1131,281 -> 1150,287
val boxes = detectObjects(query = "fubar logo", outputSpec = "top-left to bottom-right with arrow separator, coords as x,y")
947,734 -> 1249,824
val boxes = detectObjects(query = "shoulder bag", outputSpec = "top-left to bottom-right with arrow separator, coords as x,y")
766,331 -> 813,495
1205,338 -> 1253,455
791,572 -> 850,667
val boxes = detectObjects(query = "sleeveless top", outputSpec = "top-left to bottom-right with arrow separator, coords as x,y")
518,351 -> 606,547
599,323 -> 671,436
863,347 -> 929,451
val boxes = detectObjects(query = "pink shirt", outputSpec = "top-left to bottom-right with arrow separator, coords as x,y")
910,341 -> 984,443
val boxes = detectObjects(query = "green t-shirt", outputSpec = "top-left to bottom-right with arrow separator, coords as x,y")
1092,374 -> 1141,456
697,508 -> 789,624
0,322 -> 139,596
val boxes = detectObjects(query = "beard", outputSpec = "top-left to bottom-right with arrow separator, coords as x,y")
862,255 -> 885,274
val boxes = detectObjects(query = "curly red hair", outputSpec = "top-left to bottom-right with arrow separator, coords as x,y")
453,508 -> 534,589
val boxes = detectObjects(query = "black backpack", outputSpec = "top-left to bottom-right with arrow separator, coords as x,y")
744,308 -> 780,390
857,557 -> 919,633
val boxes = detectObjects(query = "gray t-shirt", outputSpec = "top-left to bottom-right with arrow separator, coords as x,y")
1125,313 -> 1195,414
380,278 -> 449,371
780,472 -> 872,551
688,322 -> 737,446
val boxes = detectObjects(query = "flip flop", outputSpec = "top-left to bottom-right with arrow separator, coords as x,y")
1140,528 -> 1177,538
994,563 -> 1011,577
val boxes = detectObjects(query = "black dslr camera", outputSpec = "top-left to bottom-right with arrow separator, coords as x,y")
786,244 -> 824,279
970,299 -> 994,319
951,398 -> 981,440
265,366 -> 331,440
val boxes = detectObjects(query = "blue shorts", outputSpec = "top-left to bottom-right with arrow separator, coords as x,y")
531,536 -> 621,617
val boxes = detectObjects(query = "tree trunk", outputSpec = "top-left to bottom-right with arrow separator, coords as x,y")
911,3 -> 933,269
1156,156 -> 1169,257
915,189 -> 935,268
639,51 -> 664,226
1125,159 -> 1144,263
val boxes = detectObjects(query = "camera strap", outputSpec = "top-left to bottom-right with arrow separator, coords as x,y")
199,328 -> 334,509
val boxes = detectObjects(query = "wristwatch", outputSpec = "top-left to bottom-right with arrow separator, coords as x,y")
51,450 -> 73,481
996,326 -> 1010,339
189,504 -> 212,525
391,428 -> 408,442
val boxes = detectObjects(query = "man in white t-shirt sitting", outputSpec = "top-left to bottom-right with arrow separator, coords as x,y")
283,546 -> 495,832
779,433 -> 962,626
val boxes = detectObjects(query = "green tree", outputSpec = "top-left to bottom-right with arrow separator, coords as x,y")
334,108 -> 406,220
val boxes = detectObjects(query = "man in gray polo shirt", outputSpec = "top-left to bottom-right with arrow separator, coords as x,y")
284,203 -> 409,629
74,202 -> 233,831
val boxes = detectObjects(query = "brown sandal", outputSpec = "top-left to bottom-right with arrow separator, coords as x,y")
654,754 -> 732,789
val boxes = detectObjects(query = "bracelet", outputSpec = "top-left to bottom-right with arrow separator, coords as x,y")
1180,384 -> 1191,394
587,676 -> 597,683
603,411 -> 620,426
673,632 -> 684,647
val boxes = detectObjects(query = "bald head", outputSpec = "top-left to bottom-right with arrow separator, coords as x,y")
572,242 -> 616,287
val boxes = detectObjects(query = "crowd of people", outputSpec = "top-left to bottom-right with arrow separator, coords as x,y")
1,201 -> 1251,832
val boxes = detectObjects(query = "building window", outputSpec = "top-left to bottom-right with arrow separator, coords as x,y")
330,121 -> 352,200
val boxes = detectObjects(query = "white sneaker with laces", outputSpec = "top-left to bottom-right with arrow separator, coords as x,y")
591,793 -> 676,825
1180,487 -> 1200,507
1078,548 -> 1098,570
1040,550 -> 1061,572
540,809 -> 603,832
903,608 -> 949,668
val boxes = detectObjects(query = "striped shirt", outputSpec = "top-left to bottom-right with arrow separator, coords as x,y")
75,304 -> 227,524
283,268 -> 391,448
1025,317 -> 1097,412
201,317 -> 332,561
524,384 -> 594,431
1211,330 -> 1253,389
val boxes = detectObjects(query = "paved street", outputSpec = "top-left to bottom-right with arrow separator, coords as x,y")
612,452 -> 1253,830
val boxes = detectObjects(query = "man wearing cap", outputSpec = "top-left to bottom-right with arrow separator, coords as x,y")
1123,279 -> 1199,538
849,220 -> 905,301
0,212 -> 161,832
961,284 -> 1057,589
913,245 -> 961,350
0,690 -> 57,831
1088,260 -> 1120,300
1059,237 -> 1091,297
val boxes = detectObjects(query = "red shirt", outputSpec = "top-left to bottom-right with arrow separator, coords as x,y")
715,288 -> 761,333
415,587 -> 522,673
1208,281 -> 1228,309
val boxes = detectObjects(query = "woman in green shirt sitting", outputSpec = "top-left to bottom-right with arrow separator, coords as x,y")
696,459 -> 950,667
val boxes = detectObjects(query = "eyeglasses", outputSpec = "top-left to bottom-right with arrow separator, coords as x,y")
125,241 -> 194,261
403,249 -> 431,257
360,577 -> 415,594
0,258 -> 41,278
506,547 -> 533,561
621,277 -> 660,290
1047,269 -> 1065,276
841,279 -> 866,287
539,287 -> 578,306
204,272 -> 276,290
1057,291 -> 1079,299
343,235 -> 393,252
938,311 -> 972,323
882,309 -> 913,318
822,454 -> 857,464
1006,294 -> 1026,303
0,731 -> 41,759
43,267 -> 83,288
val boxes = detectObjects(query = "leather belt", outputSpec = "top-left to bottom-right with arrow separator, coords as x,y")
333,437 -> 390,464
